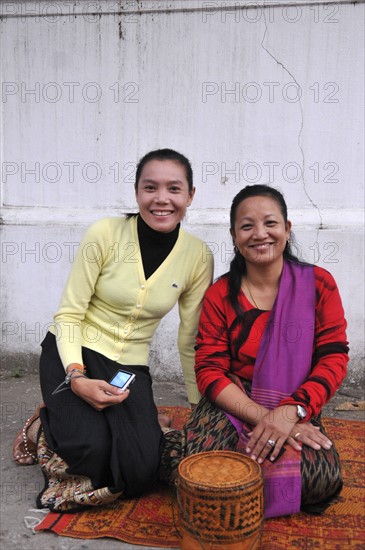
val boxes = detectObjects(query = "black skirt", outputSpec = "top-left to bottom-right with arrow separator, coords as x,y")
38,332 -> 163,500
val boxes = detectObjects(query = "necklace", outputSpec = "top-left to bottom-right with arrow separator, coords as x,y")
244,278 -> 260,309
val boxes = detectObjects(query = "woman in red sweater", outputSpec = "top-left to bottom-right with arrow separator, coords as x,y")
163,184 -> 349,518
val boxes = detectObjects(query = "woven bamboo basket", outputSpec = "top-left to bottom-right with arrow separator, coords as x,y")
177,451 -> 264,550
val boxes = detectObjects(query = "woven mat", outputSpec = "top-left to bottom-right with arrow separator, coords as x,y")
35,408 -> 365,549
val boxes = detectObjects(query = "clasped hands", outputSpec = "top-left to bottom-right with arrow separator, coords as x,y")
246,405 -> 333,464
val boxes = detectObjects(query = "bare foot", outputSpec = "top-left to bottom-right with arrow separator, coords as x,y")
158,413 -> 172,429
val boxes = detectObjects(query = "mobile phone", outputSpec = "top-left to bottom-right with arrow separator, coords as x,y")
109,370 -> 136,391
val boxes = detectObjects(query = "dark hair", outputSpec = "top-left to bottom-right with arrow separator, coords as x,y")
228,184 -> 300,315
134,148 -> 193,191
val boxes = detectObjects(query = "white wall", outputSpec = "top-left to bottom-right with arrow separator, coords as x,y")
1,1 -> 364,393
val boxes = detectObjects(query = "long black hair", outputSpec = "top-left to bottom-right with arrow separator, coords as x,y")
228,184 -> 300,315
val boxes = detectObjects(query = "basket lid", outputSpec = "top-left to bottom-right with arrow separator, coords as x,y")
178,451 -> 262,488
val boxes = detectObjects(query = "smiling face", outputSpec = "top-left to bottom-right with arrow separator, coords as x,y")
135,159 -> 195,233
230,195 -> 291,268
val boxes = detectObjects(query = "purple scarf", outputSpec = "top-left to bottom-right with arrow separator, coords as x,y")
226,260 -> 315,517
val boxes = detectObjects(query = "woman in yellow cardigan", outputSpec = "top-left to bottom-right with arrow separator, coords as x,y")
13,148 -> 213,512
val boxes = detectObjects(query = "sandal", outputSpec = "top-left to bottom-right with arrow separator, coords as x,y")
13,407 -> 41,465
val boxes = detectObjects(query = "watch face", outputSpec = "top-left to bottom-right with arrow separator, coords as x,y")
297,405 -> 306,419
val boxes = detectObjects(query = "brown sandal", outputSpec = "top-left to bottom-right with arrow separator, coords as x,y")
12,407 -> 41,465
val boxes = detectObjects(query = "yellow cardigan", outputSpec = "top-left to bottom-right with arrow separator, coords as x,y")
49,216 -> 214,403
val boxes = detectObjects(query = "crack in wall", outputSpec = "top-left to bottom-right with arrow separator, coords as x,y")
261,5 -> 323,236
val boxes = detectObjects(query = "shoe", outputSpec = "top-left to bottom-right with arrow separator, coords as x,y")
12,407 -> 41,465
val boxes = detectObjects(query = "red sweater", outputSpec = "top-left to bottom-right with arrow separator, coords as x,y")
195,266 -> 349,420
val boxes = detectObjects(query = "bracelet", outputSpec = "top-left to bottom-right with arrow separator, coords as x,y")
65,368 -> 87,384
52,369 -> 88,396
67,364 -> 86,374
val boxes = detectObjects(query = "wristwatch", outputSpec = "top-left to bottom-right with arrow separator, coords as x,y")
296,404 -> 307,421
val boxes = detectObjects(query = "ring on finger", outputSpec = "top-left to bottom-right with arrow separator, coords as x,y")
267,439 -> 276,447
294,432 -> 301,440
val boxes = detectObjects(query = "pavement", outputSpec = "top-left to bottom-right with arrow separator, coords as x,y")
1,373 -> 364,550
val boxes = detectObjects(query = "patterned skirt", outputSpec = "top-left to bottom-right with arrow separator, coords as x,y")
160,396 -> 343,515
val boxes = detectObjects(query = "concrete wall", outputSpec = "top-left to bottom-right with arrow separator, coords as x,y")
1,1 -> 364,394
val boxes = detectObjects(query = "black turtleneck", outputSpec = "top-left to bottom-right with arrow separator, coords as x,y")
137,215 -> 180,279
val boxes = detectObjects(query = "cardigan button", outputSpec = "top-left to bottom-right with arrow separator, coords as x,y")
136,304 -> 141,309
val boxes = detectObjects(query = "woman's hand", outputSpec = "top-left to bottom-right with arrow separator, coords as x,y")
246,405 -> 299,463
70,376 -> 130,411
287,422 -> 332,451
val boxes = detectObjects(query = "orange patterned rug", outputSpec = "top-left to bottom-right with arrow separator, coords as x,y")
35,408 -> 364,549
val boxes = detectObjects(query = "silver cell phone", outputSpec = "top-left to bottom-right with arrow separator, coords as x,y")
109,370 -> 136,391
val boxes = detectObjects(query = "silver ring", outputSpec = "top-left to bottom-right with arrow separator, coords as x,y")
267,439 -> 276,447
